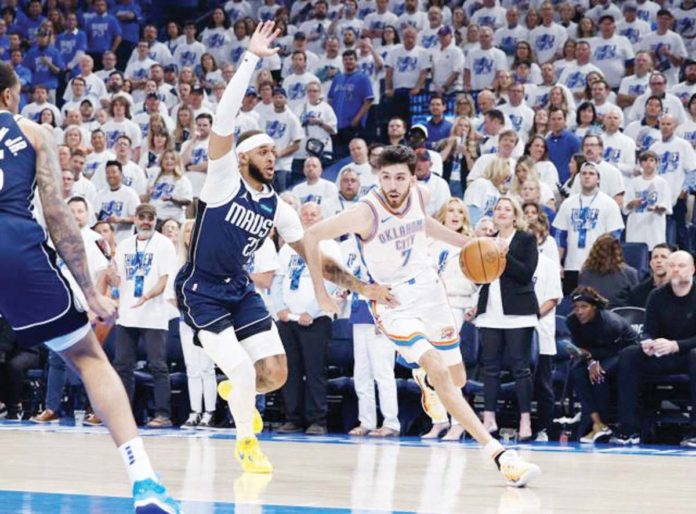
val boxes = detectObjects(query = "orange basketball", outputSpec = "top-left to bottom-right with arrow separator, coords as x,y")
459,237 -> 506,284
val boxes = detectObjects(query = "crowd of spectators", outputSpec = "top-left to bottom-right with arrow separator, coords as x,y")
1,0 -> 696,446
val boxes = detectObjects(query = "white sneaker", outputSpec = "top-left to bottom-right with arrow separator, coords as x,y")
534,430 -> 549,442
580,424 -> 612,443
412,368 -> 448,422
499,450 -> 541,488
197,412 -> 214,429
180,412 -> 200,430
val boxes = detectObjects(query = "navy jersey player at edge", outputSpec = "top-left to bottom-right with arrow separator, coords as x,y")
173,21 -> 393,474
0,63 -> 181,513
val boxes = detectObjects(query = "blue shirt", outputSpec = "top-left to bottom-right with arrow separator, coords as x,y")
13,63 -> 32,109
0,35 -> 9,62
23,45 -> 64,89
55,30 -> 87,71
18,15 -> 45,41
328,70 -> 374,130
425,117 -> 453,147
85,12 -> 122,53
546,130 -> 580,183
110,1 -> 142,43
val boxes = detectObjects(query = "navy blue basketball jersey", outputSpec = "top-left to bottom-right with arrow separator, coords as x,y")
181,179 -> 278,281
0,111 -> 88,345
0,111 -> 41,228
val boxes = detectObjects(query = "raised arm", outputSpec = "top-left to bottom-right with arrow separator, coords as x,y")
26,121 -> 116,323
208,21 -> 280,160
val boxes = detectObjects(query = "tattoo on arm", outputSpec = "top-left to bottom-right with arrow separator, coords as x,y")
321,256 -> 363,292
35,127 -> 95,298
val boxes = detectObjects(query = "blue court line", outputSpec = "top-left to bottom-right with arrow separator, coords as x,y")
0,490 -> 415,514
2,420 -> 696,458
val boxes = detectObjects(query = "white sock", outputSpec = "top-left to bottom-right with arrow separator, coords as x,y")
484,439 -> 505,461
226,357 -> 257,440
118,437 -> 156,486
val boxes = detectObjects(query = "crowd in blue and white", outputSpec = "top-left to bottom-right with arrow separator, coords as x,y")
2,0 -> 696,445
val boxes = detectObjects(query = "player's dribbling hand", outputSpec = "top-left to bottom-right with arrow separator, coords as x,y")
362,284 -> 399,308
248,21 -> 281,58
87,293 -> 118,325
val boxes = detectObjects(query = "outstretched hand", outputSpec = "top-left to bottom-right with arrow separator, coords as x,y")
248,20 -> 281,58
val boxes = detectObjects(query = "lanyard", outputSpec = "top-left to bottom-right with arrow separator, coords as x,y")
577,192 -> 598,249
134,236 -> 153,274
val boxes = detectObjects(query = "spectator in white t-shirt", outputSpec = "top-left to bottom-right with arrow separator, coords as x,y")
590,15 -> 635,89
464,156 -> 508,227
282,51 -> 321,117
623,150 -> 672,250
144,150 -> 193,223
529,1 -> 568,65
292,156 -> 340,218
113,203 -> 177,428
257,87 -> 304,192
571,134 -> 625,206
552,163 -> 625,294
102,96 -> 143,161
95,160 -> 141,243
601,110 -> 637,178
414,148 -> 450,216
640,9 -> 687,86
180,113 -> 212,200
463,26 -> 507,93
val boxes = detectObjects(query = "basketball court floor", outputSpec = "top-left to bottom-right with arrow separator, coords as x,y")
1,421 -> 695,513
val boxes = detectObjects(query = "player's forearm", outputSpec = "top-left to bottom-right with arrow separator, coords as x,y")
426,216 -> 470,248
36,130 -> 97,299
213,51 -> 260,136
320,255 -> 367,293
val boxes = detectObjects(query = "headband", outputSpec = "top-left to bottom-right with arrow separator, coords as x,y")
572,293 -> 601,307
236,134 -> 275,156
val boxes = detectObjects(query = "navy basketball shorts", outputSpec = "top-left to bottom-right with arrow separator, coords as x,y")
176,274 -> 272,341
0,240 -> 88,348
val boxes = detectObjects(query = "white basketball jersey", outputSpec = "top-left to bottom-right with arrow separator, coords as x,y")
358,186 -> 433,285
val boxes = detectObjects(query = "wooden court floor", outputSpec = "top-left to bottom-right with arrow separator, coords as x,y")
0,424 -> 695,513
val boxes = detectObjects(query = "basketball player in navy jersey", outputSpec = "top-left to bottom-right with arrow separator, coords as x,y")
0,64 -> 180,513
174,21 -> 391,474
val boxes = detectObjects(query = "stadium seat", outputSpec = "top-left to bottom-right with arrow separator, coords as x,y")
610,307 -> 646,337
621,243 -> 649,277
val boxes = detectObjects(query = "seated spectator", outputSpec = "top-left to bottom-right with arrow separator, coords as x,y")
628,244 -> 675,308
568,286 -> 639,444
613,251 -> 696,448
579,234 -> 640,308
0,318 -> 40,421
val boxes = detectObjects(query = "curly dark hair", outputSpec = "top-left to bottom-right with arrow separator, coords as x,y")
581,234 -> 624,275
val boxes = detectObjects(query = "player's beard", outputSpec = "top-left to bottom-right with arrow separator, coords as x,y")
249,160 -> 273,185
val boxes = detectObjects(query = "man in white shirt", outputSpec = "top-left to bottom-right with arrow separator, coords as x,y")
641,9 -> 687,86
468,128 -> 518,184
618,2 -> 652,52
618,50 -> 654,112
258,87 -> 304,192
669,60 -> 696,107
173,21 -> 207,70
129,24 -> 173,67
113,204 -> 177,428
334,167 -> 361,213
84,129 -> 115,179
271,202 -> 342,434
571,134 -> 625,206
363,0 -> 398,40
95,160 -> 141,242
124,40 -> 158,104
417,6 -> 444,51
292,156 -> 340,218
494,7 -> 529,65
69,149 -> 98,211
299,0 -> 333,55
463,26 -> 507,93
282,51 -> 321,117
21,85 -> 62,125
590,15 -> 635,89
628,72 -> 687,124
529,1 -> 568,65
414,149 -> 449,216
180,113 -> 212,199
397,0 -> 428,32
499,82 -> 534,144
623,150 -> 672,250
471,0 -> 506,29
430,26 -> 465,96
590,79 -> 623,122
553,163 -> 625,294
93,135 -> 148,198
64,55 -> 108,105
384,26 -> 430,124
601,110 -> 637,178
61,76 -> 100,117
649,114 -> 696,248
558,41 -> 603,103
102,96 -> 142,160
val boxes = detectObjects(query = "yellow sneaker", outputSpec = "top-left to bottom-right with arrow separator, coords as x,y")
498,450 -> 541,488
412,368 -> 448,423
218,380 -> 264,434
235,436 -> 273,474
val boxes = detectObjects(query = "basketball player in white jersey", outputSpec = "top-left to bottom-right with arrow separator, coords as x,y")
303,145 -> 541,487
